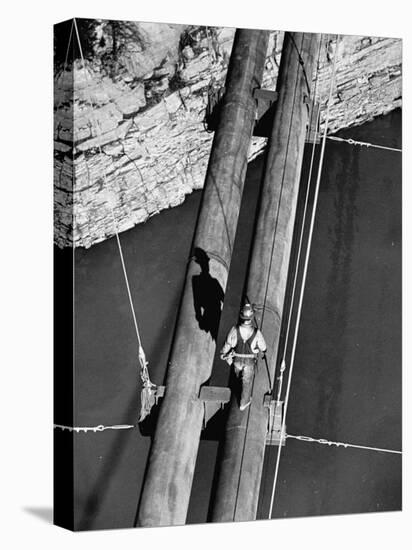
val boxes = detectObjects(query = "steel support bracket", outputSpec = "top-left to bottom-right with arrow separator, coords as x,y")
205,86 -> 279,138
264,396 -> 286,446
252,88 -> 278,137
140,385 -> 230,426
154,385 -> 166,404
199,386 -> 231,428
253,88 -> 278,120
303,94 -> 311,105
305,100 -> 321,144
205,87 -> 320,144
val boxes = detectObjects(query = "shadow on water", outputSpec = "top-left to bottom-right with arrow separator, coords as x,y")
192,247 -> 225,341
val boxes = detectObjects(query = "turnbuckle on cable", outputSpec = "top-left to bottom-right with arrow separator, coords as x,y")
54,424 -> 135,433
286,433 -> 401,454
287,434 -> 348,447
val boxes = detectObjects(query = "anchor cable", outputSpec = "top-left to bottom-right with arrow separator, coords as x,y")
54,20 -> 154,431
326,135 -> 402,152
286,434 -> 401,455
73,19 -> 145,356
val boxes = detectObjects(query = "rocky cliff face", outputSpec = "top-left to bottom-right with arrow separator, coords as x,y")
54,23 -> 402,248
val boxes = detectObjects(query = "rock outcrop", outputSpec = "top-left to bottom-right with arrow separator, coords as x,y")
54,23 -> 402,248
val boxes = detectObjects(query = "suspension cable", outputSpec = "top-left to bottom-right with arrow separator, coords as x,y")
264,33 -> 322,503
272,34 -> 323,404
259,32 -> 306,334
267,34 -> 341,520
288,33 -> 312,97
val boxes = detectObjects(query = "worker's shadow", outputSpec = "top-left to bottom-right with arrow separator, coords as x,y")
191,247 -> 224,342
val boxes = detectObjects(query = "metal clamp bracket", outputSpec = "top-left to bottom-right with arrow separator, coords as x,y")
264,395 -> 286,446
199,386 -> 231,429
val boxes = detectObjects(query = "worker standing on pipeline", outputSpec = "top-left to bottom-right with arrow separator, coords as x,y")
220,303 -> 267,411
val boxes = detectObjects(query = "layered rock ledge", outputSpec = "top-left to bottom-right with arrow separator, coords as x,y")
54,24 -> 402,248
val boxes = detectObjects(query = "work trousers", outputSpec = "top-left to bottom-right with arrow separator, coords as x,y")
233,358 -> 256,408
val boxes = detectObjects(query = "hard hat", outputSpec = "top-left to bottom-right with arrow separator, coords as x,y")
240,303 -> 254,321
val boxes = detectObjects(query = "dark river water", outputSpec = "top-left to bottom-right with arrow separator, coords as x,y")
56,109 -> 401,530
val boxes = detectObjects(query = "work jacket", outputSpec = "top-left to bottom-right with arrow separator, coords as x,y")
221,324 -> 266,365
